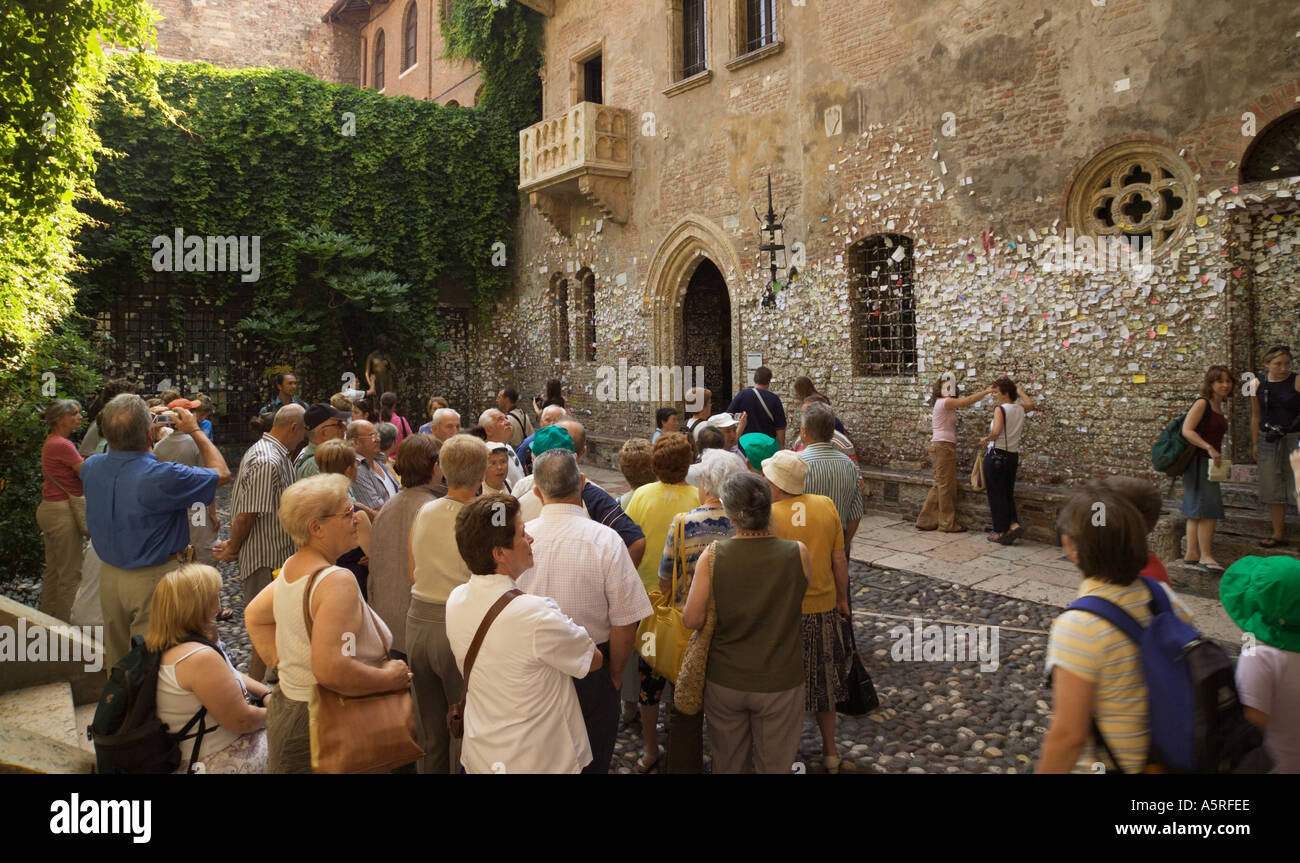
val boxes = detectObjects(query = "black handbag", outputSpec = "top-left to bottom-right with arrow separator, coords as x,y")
985,405 -> 1012,471
835,618 -> 880,716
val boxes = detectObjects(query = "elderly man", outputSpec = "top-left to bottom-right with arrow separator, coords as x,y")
707,411 -> 746,459
521,449 -> 653,774
82,394 -> 230,667
799,402 -> 863,545
345,419 -> 400,511
496,387 -> 533,449
425,408 -> 461,443
478,408 -> 525,485
513,421 -> 645,566
294,402 -> 350,481
517,403 -> 566,474
215,403 -> 305,682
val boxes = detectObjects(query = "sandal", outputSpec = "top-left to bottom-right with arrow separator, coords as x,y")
1003,525 -> 1024,544
824,754 -> 842,774
1259,537 -> 1288,548
987,533 -> 1004,543
636,751 -> 662,773
216,606 -> 236,622
1193,562 -> 1226,573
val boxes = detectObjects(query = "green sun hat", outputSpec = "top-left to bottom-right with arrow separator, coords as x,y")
738,433 -> 778,471
1219,555 -> 1300,653
530,424 -> 575,455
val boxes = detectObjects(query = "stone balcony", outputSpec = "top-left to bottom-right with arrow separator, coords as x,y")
519,102 -> 631,237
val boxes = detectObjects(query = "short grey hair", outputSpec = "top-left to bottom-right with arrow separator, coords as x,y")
99,393 -> 152,450
697,448 -> 746,500
478,408 -> 504,429
533,449 -> 582,500
40,399 -> 81,429
432,408 -> 460,426
719,471 -> 771,531
376,421 -> 398,451
801,402 -> 836,443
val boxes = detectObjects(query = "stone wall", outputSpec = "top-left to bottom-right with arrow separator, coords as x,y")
150,0 -> 360,85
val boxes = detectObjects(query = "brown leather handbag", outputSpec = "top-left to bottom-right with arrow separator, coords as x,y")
302,566 -> 423,774
447,589 -> 521,739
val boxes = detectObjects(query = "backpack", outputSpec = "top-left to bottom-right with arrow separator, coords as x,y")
88,634 -> 214,774
1150,398 -> 1207,476
1067,576 -> 1272,774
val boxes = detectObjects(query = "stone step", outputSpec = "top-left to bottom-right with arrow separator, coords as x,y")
0,723 -> 95,774
0,682 -> 79,750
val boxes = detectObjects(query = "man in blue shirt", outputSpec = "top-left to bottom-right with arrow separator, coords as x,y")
259,371 -> 306,416
726,365 -> 787,446
82,394 -> 231,667
517,403 -> 567,475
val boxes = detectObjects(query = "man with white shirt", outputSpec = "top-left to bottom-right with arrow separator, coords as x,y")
478,408 -> 525,485
521,449 -> 652,774
446,493 -> 601,774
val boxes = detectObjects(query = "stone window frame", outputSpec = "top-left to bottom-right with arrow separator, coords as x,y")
848,233 -> 918,378
402,1 -> 418,73
575,267 -> 597,362
724,0 -> 783,72
374,29 -> 386,92
1066,140 -> 1197,256
664,0 -> 713,97
569,40 -> 604,108
550,273 -> 572,363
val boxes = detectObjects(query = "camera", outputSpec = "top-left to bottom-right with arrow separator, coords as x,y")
1263,424 -> 1286,443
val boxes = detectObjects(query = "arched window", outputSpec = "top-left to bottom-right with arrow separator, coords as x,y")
849,234 -> 916,376
551,274 -> 571,362
576,268 -> 597,361
1242,109 -> 1300,183
445,99 -> 460,107
373,30 -> 385,90
403,3 -> 417,72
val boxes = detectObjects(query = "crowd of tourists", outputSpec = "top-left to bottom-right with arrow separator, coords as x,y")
31,354 -> 1300,774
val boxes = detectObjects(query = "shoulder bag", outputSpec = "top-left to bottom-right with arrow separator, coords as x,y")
835,612 -> 880,716
969,448 -> 986,491
672,540 -> 719,716
303,566 -> 423,773
635,515 -> 692,684
448,588 -> 522,739
986,405 -> 1011,472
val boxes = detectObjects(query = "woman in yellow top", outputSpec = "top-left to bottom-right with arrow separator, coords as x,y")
623,432 -> 700,771
763,450 -> 851,773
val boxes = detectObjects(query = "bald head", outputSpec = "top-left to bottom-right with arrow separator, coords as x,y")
269,403 -> 306,448
540,405 -> 566,427
273,403 -> 305,427
557,418 -> 586,456
346,419 -> 380,458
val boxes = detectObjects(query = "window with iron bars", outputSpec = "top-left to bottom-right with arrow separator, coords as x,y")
681,0 -> 707,78
553,275 -> 571,362
849,234 -> 917,376
743,0 -> 775,53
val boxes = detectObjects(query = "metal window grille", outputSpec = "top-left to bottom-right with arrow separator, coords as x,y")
681,0 -> 707,78
850,235 -> 917,376
555,278 -> 571,362
582,271 -> 597,361
744,0 -> 775,53
403,5 -> 417,71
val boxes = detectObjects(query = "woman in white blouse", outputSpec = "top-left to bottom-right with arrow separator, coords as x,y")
978,378 -> 1036,545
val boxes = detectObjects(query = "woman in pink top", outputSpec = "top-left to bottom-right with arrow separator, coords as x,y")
379,391 -> 413,450
916,379 -> 994,532
37,399 -> 88,621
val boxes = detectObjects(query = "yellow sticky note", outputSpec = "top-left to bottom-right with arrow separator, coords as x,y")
1133,374 -> 1147,384
1195,215 -> 1209,227
1157,325 -> 1168,335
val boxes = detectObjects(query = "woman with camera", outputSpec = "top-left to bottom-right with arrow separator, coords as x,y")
1181,366 -> 1235,572
1252,346 -> 1300,548
147,564 -> 269,773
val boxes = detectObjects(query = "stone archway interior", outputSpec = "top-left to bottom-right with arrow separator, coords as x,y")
682,258 -> 732,409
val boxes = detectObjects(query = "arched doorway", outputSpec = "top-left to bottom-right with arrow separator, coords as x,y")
682,259 -> 732,409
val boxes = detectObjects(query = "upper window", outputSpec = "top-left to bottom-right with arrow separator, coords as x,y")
403,3 -> 418,71
577,268 -> 597,362
849,234 -> 917,377
742,0 -> 775,53
1067,142 -> 1195,253
681,0 -> 707,79
1242,109 -> 1300,183
374,30 -> 385,90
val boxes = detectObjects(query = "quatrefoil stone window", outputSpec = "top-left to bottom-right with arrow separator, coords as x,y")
1068,142 -> 1197,254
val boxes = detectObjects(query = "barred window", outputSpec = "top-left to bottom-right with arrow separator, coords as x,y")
849,234 -> 917,376
577,268 -> 597,362
681,0 -> 707,78
743,0 -> 775,53
552,274 -> 571,363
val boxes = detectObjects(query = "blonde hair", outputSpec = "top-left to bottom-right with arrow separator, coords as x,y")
279,473 -> 352,546
314,438 -> 357,475
145,564 -> 222,651
440,434 -> 489,487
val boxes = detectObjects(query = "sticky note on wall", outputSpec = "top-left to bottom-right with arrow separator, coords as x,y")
1133,375 -> 1147,384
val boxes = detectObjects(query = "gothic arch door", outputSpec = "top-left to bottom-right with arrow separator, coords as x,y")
681,259 -> 732,409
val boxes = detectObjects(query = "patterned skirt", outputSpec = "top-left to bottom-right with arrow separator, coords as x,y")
801,610 -> 849,712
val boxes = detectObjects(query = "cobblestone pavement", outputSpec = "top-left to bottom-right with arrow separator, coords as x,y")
7,483 -> 1059,774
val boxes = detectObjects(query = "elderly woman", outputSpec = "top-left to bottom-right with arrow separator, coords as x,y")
978,378 -> 1036,545
367,434 -> 442,660
1180,365 -> 1235,573
917,379 -> 995,532
37,399 -> 87,622
313,439 -> 373,595
244,474 -> 411,773
617,438 -> 656,509
624,432 -> 703,771
1252,346 -> 1300,548
483,442 -> 513,493
683,472 -> 811,773
147,564 -> 268,773
1037,483 -> 1195,773
659,449 -> 745,772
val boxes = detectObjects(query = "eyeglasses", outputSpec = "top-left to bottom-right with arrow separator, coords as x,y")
319,507 -> 356,521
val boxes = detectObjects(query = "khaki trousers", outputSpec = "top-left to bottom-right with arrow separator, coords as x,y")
406,598 -> 462,774
99,556 -> 181,669
36,496 -> 87,622
917,441 -> 960,531
703,681 -> 803,774
266,688 -> 312,774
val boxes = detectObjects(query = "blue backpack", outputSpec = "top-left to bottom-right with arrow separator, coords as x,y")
1067,576 -> 1271,773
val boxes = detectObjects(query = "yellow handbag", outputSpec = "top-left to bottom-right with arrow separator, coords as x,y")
969,447 -> 986,491
636,515 -> 692,684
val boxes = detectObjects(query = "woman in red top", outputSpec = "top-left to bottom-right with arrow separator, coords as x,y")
1180,366 -> 1235,573
36,399 -> 87,621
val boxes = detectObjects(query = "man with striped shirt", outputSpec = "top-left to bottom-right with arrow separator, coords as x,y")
798,402 -> 864,544
215,403 -> 305,682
